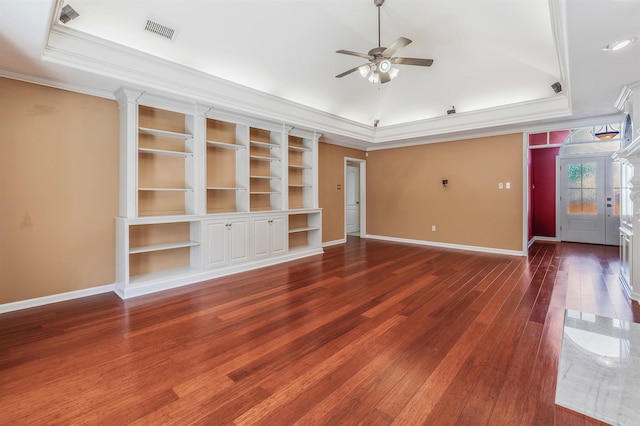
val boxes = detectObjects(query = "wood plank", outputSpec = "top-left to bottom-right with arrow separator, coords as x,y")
1,239 -> 637,424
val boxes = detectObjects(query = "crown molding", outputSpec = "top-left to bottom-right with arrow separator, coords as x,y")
0,69 -> 115,100
43,24 -> 375,142
42,18 -> 579,148
615,81 -> 640,111
371,95 -> 571,143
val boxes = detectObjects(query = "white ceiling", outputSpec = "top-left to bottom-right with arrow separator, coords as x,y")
0,0 -> 638,148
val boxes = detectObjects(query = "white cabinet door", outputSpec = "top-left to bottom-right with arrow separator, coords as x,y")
270,216 -> 287,256
205,220 -> 228,268
205,217 -> 249,268
251,215 -> 286,260
252,217 -> 271,260
228,218 -> 250,264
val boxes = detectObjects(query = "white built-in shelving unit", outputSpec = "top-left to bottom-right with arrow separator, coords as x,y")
614,81 -> 640,302
114,88 -> 322,299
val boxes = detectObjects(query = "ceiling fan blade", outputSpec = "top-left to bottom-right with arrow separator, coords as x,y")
382,37 -> 412,57
336,64 -> 367,78
380,72 -> 391,84
391,57 -> 434,67
336,49 -> 372,60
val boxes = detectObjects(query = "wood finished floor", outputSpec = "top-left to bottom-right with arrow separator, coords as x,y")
1,238 -> 639,425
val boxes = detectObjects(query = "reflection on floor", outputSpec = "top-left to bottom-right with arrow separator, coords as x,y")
556,310 -> 640,425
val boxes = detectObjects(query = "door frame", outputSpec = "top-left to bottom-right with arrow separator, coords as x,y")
344,157 -> 366,239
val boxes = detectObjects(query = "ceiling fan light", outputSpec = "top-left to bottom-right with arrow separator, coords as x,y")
368,72 -> 380,84
388,67 -> 399,80
358,64 -> 371,78
379,59 -> 392,73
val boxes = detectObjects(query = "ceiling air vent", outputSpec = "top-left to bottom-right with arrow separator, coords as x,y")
143,19 -> 177,41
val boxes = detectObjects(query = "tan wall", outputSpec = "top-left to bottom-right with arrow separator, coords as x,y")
318,142 -> 366,243
0,77 -> 523,304
367,134 -> 524,251
0,78 -> 119,303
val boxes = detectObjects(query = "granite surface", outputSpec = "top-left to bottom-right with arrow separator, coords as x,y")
556,310 -> 640,426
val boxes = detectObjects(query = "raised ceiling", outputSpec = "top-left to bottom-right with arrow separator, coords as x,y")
0,0 -> 638,148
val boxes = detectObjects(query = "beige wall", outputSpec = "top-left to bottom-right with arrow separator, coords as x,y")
367,134 -> 524,251
318,142 -> 366,243
0,78 -> 119,303
0,77 -> 524,305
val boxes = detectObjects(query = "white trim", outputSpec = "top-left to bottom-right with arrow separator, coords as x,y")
0,69 -> 115,100
344,157 -> 367,240
615,85 -> 633,111
529,144 -> 564,150
365,234 -> 525,256
531,236 -> 561,243
0,283 -> 115,314
323,238 -> 347,247
556,155 -> 562,240
40,13 -> 579,149
521,113 -> 624,135
115,248 -> 323,299
371,96 -> 571,144
522,133 -> 529,256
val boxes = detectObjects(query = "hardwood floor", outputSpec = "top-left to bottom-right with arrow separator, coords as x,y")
1,238 -> 638,425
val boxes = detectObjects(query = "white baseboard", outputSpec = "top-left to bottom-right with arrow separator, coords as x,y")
0,283 -> 115,314
323,238 -> 346,247
365,234 -> 525,256
531,236 -> 560,242
116,247 -> 324,300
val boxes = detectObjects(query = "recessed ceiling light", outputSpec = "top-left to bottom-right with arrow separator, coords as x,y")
603,37 -> 637,51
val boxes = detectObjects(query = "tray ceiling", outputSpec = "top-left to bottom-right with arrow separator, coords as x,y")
0,0 -> 638,148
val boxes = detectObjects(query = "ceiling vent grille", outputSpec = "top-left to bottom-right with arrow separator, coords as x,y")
143,19 -> 177,41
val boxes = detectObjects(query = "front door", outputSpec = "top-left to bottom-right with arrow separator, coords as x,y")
559,155 -> 619,245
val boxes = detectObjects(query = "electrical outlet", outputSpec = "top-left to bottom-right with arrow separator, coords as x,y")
498,182 -> 504,189
506,182 -> 511,189
432,225 -> 436,231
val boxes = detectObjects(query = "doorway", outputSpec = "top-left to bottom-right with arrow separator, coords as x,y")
345,158 -> 366,238
558,154 -> 620,245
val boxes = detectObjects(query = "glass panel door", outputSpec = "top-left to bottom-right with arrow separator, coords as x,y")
560,157 -> 606,244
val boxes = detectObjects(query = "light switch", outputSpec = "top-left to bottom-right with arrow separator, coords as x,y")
506,182 -> 511,189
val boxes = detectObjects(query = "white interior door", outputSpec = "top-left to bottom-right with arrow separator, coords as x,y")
559,155 -> 619,245
346,165 -> 359,234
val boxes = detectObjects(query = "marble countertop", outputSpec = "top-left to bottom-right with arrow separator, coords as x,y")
556,310 -> 640,426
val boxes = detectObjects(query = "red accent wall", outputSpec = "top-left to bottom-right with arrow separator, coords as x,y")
549,130 -> 570,145
530,147 -> 560,238
529,133 -> 547,146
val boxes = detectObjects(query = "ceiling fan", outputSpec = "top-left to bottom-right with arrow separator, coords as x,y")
335,0 -> 433,84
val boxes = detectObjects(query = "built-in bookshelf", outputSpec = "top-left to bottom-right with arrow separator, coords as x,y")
250,127 -> 283,211
206,118 -> 248,213
288,210 -> 322,252
114,88 -> 323,299
137,106 -> 195,216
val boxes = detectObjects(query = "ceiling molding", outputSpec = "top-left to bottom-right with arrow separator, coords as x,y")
372,95 -> 571,143
0,69 -> 115,100
43,24 -> 375,141
43,18 -> 576,147
615,81 -> 640,111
